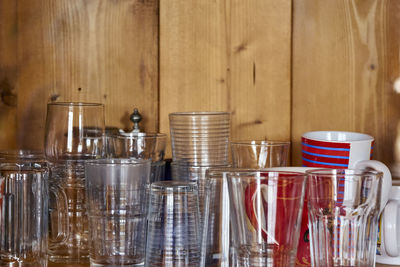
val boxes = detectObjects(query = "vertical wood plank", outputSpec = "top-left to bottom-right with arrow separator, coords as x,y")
14,0 -> 159,149
292,0 -> 400,166
159,0 -> 292,158
0,1 -> 17,149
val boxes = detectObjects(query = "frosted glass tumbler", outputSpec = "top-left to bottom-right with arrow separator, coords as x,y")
85,159 -> 151,267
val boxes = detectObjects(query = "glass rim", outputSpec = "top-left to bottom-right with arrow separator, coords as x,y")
306,168 -> 383,178
0,149 -> 44,159
107,132 -> 167,139
169,111 -> 230,116
230,140 -> 290,146
151,180 -> 198,192
224,169 -> 307,179
85,158 -> 151,167
47,102 -> 104,107
0,162 -> 48,173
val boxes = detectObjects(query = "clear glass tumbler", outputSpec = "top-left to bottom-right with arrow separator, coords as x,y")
0,163 -> 49,266
227,170 -> 306,267
44,102 -> 105,264
145,181 -> 201,267
201,168 -> 232,267
230,140 -> 290,168
105,132 -> 167,183
85,159 -> 151,267
307,169 -> 383,267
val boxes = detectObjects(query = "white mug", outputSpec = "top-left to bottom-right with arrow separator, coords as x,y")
377,185 -> 400,265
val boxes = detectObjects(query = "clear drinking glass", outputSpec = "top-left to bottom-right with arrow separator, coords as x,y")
0,163 -> 49,266
230,140 -> 290,168
85,159 -> 151,267
44,102 -> 105,264
227,170 -> 306,267
105,132 -> 167,182
307,169 -> 383,267
105,133 -> 166,161
201,168 -> 232,267
145,181 -> 201,267
169,112 -> 231,165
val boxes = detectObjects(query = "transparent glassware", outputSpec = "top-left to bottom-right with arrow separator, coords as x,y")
227,170 -> 306,267
145,181 -> 201,267
0,163 -> 49,266
200,168 -> 233,267
105,132 -> 167,182
105,132 -> 166,162
169,112 -> 231,166
307,169 -> 383,267
44,102 -> 105,264
85,159 -> 151,267
230,140 -> 290,168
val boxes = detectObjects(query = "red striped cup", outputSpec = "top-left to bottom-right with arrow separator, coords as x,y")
302,131 -> 374,169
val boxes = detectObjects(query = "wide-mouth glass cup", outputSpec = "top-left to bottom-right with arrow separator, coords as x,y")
230,140 -> 290,168
105,132 -> 167,162
227,170 -> 306,267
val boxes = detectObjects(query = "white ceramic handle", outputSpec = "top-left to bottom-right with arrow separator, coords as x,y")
383,200 -> 400,257
353,160 -> 392,212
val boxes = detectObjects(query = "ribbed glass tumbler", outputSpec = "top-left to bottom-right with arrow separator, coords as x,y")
169,112 -> 230,166
307,169 -> 383,267
145,181 -> 201,267
0,163 -> 49,267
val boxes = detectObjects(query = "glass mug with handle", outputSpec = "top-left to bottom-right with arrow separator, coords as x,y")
291,131 -> 392,266
44,102 -> 105,264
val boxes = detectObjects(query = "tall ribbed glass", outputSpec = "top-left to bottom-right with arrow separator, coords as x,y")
0,163 -> 49,266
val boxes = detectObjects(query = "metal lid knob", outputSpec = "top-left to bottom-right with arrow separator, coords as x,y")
129,108 -> 142,133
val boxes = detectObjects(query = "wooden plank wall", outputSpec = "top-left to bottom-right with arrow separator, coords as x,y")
0,0 -> 159,150
1,0 -> 400,168
292,0 -> 400,167
159,0 -> 292,157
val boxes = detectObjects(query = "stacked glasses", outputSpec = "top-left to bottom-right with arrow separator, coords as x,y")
169,112 -> 230,166
169,112 -> 230,222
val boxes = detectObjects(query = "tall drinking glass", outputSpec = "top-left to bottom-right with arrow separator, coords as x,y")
85,159 -> 151,267
227,170 -> 306,267
44,102 -> 105,264
307,169 -> 383,267
0,163 -> 49,266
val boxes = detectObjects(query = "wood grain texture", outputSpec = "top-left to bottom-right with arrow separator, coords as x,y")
292,0 -> 400,166
0,1 -> 17,149
159,0 -> 292,158
12,0 -> 158,150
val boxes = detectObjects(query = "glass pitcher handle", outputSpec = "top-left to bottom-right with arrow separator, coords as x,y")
48,185 -> 69,246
